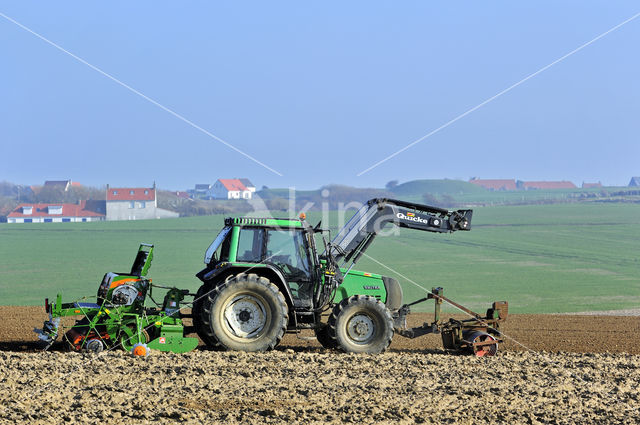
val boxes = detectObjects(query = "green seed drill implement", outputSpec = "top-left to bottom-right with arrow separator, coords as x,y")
35,243 -> 199,355
36,198 -> 508,356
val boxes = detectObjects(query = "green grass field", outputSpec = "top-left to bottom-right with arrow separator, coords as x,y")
1,203 -> 639,313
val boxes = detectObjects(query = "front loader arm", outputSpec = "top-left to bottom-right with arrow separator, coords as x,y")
330,198 -> 472,264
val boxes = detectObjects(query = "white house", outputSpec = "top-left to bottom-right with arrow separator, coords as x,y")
7,201 -> 105,223
211,179 -> 254,200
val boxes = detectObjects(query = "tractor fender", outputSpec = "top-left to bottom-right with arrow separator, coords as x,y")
381,276 -> 403,311
197,264 -> 294,310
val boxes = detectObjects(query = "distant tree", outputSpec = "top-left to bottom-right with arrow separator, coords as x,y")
66,186 -> 105,202
34,186 -> 65,203
31,184 -> 104,204
0,197 -> 19,217
261,185 -> 269,191
16,186 -> 35,202
385,180 -> 399,190
0,182 -> 17,198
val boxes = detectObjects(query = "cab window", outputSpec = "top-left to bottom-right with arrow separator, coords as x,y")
204,226 -> 231,264
236,228 -> 265,262
266,229 -> 311,281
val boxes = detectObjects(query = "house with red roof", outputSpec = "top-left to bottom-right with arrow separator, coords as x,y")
211,178 -> 255,200
7,201 -> 105,223
105,184 -> 178,220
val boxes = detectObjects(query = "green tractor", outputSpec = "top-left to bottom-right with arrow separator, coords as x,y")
192,198 -> 507,356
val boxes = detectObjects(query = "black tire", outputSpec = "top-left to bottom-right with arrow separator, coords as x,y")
328,295 -> 394,354
314,324 -> 337,350
199,273 -> 288,352
192,283 -> 221,348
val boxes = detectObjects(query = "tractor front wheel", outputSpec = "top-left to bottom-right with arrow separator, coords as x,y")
328,295 -> 394,354
199,273 -> 288,352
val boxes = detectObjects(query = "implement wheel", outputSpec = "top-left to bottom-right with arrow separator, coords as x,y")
328,295 -> 394,354
463,330 -> 498,357
315,325 -> 337,350
119,323 -> 150,352
199,273 -> 288,352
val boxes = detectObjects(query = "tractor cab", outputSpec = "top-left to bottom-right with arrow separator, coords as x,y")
199,217 -> 320,308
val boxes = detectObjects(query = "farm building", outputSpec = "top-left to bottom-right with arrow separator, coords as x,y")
469,179 -> 517,191
211,178 -> 256,200
7,201 -> 105,223
629,177 -> 640,187
191,184 -> 213,199
106,184 -> 178,221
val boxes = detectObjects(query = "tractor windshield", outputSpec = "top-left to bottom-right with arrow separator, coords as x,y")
204,226 -> 232,264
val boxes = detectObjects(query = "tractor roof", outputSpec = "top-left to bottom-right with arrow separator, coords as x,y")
225,217 -> 304,228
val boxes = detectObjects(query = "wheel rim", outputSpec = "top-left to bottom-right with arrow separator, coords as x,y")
120,324 -> 150,351
346,313 -> 375,344
85,339 -> 104,353
222,294 -> 268,339
468,332 -> 498,357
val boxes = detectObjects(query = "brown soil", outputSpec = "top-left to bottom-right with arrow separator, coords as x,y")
3,306 -> 638,354
1,306 -> 639,424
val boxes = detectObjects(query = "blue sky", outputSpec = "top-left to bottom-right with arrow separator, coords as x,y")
1,2 -> 639,190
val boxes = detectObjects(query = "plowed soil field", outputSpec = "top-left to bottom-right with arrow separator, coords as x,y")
2,306 -> 638,354
1,306 -> 639,424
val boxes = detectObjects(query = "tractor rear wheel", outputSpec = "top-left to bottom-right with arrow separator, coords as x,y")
199,273 -> 288,352
193,283 -> 222,348
328,295 -> 394,354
